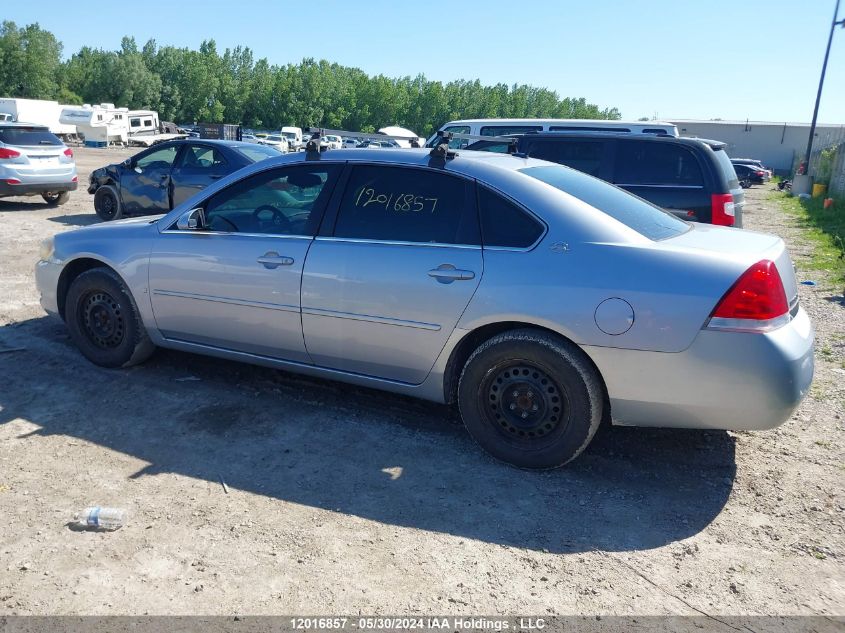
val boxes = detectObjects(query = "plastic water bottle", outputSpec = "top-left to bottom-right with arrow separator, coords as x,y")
75,507 -> 126,530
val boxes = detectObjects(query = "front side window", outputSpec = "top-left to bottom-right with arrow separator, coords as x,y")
525,140 -> 605,176
333,165 -> 478,245
478,187 -> 544,248
202,165 -> 339,236
614,142 -> 704,186
135,146 -> 178,170
177,145 -> 227,170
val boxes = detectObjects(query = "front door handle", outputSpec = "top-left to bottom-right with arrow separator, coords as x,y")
257,251 -> 294,269
428,264 -> 475,283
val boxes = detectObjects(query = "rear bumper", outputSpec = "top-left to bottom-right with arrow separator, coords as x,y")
584,307 -> 814,430
0,181 -> 78,196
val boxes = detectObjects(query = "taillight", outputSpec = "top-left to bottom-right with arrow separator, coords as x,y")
0,147 -> 21,159
72,176 -> 78,182
711,260 -> 789,323
711,193 -> 735,226
64,147 -> 74,158
3,178 -> 21,184
755,170 -> 765,176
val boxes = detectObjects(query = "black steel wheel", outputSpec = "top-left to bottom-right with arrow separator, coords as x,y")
94,185 -> 122,221
482,361 -> 570,448
78,290 -> 126,350
65,267 -> 154,368
458,329 -> 604,469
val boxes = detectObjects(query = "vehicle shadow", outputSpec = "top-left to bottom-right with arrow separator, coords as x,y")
47,213 -> 100,226
0,199 -> 58,211
0,316 -> 736,553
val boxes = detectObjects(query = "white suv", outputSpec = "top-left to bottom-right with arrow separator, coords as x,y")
0,123 -> 77,205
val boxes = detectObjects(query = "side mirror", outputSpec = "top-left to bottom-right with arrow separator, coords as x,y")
122,158 -> 132,168
176,207 -> 205,230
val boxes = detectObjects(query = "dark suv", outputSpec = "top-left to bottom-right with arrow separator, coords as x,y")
467,132 -> 744,227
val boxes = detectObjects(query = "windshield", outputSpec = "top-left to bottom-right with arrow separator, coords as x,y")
519,165 -> 689,241
237,144 -> 283,162
281,132 -> 296,139
0,127 -> 62,146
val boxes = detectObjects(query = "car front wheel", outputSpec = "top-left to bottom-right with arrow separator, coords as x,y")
65,267 -> 154,368
458,329 -> 604,469
93,185 -> 122,221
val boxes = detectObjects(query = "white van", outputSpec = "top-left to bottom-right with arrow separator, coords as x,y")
281,126 -> 303,150
426,118 -> 679,148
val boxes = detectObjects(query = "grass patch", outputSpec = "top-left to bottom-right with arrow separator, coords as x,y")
771,191 -> 845,285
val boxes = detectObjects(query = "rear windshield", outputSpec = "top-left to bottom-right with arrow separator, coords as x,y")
519,165 -> 689,241
0,127 -> 62,146
713,147 -> 740,188
236,143 -> 282,163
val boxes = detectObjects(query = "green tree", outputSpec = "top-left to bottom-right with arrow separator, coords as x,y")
0,21 -> 63,98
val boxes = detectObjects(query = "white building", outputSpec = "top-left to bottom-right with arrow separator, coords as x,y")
669,119 -> 845,174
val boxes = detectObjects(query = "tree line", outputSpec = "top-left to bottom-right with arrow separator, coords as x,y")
0,21 -> 620,134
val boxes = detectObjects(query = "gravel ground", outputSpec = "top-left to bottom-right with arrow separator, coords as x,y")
0,149 -> 842,616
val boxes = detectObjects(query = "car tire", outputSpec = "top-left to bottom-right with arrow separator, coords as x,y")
42,191 -> 70,206
94,185 -> 123,221
458,329 -> 604,469
65,267 -> 154,368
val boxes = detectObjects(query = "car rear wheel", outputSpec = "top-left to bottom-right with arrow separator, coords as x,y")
458,329 -> 604,469
65,267 -> 154,368
94,185 -> 122,221
42,191 -> 70,206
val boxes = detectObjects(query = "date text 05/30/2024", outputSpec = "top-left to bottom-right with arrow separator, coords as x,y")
289,617 -> 547,631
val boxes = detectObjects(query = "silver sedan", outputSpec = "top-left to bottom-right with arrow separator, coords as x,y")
35,147 -> 815,468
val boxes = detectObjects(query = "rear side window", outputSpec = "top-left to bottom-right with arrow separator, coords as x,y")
480,125 -> 542,136
713,146 -> 740,189
520,165 -> 689,241
525,140 -> 604,176
478,187 -> 544,248
614,141 -> 703,186
333,165 -> 478,245
0,127 -> 61,146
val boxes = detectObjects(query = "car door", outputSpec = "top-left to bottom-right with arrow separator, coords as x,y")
120,144 -> 181,214
169,143 -> 236,207
147,163 -> 342,362
301,164 -> 482,384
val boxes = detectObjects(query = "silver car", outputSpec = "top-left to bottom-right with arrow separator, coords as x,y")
0,123 -> 77,205
35,148 -> 814,468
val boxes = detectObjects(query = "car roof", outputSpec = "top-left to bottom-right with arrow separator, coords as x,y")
0,122 -> 50,130
503,130 -> 727,150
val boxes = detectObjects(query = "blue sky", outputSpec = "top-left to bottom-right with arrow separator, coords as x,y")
7,0 -> 844,123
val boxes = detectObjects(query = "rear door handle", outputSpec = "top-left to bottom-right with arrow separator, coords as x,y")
257,251 -> 294,269
428,264 -> 475,283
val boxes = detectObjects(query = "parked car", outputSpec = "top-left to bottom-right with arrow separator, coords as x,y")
37,148 -> 813,469
468,132 -> 745,226
0,122 -> 77,205
323,134 -> 342,150
342,137 -> 359,148
259,134 -> 290,152
733,163 -> 768,186
732,158 -> 771,180
357,139 -> 399,148
88,139 -> 282,220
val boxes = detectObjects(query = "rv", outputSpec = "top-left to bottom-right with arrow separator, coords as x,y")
60,104 -> 130,146
0,98 -> 78,140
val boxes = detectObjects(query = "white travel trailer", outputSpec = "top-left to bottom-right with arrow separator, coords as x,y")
0,98 -> 77,139
60,104 -> 130,146
126,109 -> 186,146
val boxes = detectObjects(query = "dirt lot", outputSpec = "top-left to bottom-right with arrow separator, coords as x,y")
0,148 -> 842,616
